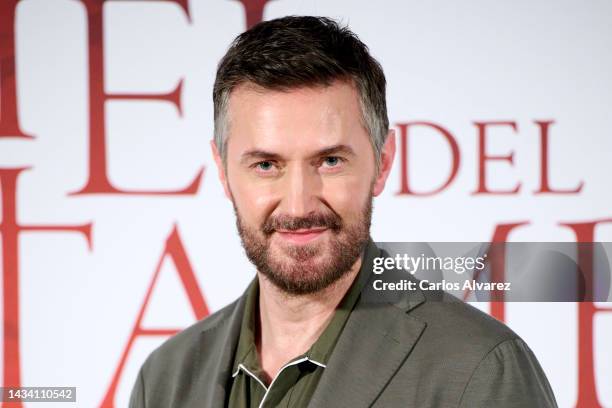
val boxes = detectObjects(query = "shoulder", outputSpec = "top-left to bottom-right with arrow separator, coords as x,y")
457,333 -> 558,407
140,297 -> 240,377
129,297 -> 244,407
396,291 -> 556,405
413,290 -> 518,353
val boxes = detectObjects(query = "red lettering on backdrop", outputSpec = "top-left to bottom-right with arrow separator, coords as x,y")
395,122 -> 460,196
480,218 -> 612,406
534,120 -> 584,194
561,219 -> 612,408
233,0 -> 275,29
1,0 -> 607,403
101,225 -> 208,406
71,0 -> 204,195
0,168 -> 92,404
472,121 -> 520,195
489,221 -> 530,322
468,221 -> 529,322
0,0 -> 32,139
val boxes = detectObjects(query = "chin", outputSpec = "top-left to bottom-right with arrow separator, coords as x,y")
270,240 -> 334,270
275,234 -> 331,259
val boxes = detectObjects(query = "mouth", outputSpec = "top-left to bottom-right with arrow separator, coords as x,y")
274,227 -> 328,244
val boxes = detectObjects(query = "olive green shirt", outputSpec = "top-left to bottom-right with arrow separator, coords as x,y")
227,262 -> 368,408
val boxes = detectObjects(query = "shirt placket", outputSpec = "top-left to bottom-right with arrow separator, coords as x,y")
260,360 -> 305,408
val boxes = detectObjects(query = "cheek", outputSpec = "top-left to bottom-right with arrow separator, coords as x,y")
321,176 -> 371,215
228,173 -> 276,225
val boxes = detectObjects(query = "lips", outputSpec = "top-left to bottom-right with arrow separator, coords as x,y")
275,228 -> 328,244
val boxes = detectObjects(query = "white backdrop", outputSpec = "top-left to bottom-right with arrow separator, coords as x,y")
0,0 -> 611,406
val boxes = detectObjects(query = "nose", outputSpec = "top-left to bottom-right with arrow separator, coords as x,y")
278,163 -> 321,218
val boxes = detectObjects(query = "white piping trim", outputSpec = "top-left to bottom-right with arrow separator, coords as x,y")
234,363 -> 268,391
257,357 -> 324,408
233,356 -> 327,408
308,358 -> 326,368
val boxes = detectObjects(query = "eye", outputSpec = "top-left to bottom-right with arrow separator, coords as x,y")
321,156 -> 343,168
256,161 -> 274,171
252,160 -> 280,177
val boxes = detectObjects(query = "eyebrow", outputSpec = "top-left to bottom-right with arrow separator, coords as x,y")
240,144 -> 356,165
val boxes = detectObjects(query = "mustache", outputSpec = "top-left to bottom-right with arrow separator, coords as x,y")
262,211 -> 343,235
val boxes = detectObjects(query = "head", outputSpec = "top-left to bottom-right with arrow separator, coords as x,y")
211,16 -> 395,295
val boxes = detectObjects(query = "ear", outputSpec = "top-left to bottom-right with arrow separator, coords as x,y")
372,129 -> 396,197
210,140 -> 232,200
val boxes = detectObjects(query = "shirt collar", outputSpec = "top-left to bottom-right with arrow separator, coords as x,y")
231,239 -> 377,377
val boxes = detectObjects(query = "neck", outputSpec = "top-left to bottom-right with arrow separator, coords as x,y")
255,257 -> 362,382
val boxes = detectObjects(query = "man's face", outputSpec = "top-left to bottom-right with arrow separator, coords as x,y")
213,81 -> 394,295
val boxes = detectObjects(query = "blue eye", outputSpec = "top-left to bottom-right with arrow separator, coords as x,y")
323,156 -> 340,167
257,161 -> 273,171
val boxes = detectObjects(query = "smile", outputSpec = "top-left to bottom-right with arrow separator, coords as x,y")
275,228 -> 328,244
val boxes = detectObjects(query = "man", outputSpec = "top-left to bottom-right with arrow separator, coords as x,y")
130,16 -> 557,407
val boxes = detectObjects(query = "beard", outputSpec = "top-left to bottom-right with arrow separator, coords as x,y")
234,196 -> 373,295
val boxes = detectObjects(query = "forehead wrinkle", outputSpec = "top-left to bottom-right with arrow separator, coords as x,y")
226,82 -> 364,162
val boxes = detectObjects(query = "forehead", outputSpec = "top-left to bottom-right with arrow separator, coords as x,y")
225,81 -> 370,159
